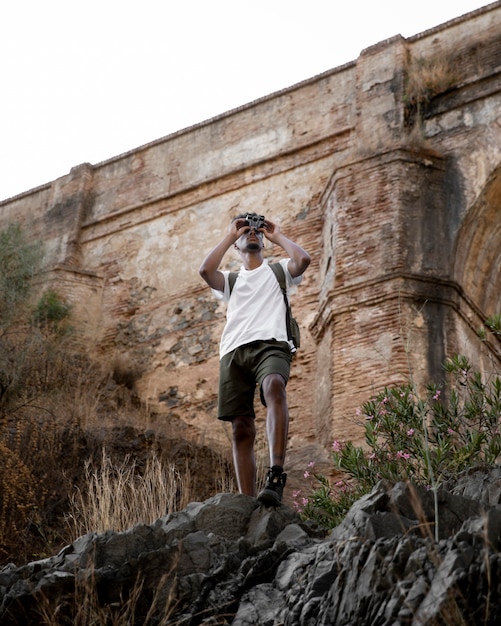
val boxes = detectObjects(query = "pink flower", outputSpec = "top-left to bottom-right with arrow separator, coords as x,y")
302,497 -> 309,506
307,461 -> 315,469
303,470 -> 310,478
396,450 -> 411,460
407,428 -> 415,437
433,390 -> 441,400
332,440 -> 342,452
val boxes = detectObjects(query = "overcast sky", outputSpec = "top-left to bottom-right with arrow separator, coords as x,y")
0,0 -> 492,201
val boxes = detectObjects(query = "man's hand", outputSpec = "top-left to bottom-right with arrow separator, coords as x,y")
262,219 -> 282,244
229,217 -> 251,241
262,219 -> 310,278
199,218 -> 249,291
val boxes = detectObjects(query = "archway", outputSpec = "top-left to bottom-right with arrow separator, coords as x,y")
454,164 -> 501,320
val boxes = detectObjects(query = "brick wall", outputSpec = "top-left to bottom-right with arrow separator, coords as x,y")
1,3 -> 501,478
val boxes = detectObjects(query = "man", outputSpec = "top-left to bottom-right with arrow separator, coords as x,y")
199,213 -> 310,506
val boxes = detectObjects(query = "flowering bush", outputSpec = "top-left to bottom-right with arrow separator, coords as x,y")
297,353 -> 501,529
293,467 -> 366,528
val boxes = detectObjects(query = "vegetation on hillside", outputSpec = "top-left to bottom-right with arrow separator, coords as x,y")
296,320 -> 501,535
0,223 -> 232,565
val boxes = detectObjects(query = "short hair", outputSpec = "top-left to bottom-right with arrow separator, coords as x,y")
232,212 -> 262,222
232,213 -> 247,222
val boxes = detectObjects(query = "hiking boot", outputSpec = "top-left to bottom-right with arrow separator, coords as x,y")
257,465 -> 287,507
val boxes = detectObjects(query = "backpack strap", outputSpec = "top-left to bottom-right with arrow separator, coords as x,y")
268,262 -> 286,291
269,263 -> 295,348
228,272 -> 239,295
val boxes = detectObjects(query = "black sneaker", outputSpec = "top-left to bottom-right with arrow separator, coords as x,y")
257,465 -> 287,507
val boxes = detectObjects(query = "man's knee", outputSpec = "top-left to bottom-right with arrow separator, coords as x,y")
261,373 -> 287,403
232,415 -> 256,444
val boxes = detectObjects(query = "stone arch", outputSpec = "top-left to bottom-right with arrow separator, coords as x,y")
453,164 -> 501,319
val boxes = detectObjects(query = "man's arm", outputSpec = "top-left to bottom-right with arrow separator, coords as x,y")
199,218 -> 248,291
263,220 -> 311,278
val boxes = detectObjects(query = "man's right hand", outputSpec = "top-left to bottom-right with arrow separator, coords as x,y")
199,220 -> 248,291
229,217 -> 251,241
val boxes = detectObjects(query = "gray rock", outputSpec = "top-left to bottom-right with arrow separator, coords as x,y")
1,471 -> 501,624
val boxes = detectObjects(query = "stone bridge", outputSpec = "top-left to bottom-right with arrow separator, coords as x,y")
1,2 -> 500,476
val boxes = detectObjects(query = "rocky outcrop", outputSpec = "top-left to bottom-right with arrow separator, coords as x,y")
1,467 -> 501,625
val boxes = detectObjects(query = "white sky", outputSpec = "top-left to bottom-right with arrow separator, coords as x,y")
0,0 -> 492,201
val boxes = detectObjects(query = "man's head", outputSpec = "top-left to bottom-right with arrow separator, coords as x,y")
233,213 -> 265,252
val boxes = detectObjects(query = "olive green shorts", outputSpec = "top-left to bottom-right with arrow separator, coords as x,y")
218,340 -> 292,421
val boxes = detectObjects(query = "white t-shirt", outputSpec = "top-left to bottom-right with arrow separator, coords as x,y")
212,258 -> 302,359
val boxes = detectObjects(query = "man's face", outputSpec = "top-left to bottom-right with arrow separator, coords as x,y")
237,227 -> 264,251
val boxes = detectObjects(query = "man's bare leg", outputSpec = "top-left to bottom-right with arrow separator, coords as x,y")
231,415 -> 257,496
256,373 -> 290,506
261,373 -> 289,469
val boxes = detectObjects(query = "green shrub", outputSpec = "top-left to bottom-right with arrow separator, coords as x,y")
296,353 -> 501,529
0,223 -> 43,327
33,289 -> 72,334
485,314 -> 501,339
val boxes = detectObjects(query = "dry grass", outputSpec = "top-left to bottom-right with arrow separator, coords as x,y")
0,330 -> 233,565
404,52 -> 457,130
406,55 -> 455,104
36,567 -> 179,626
255,432 -> 270,492
67,450 -> 191,538
215,453 -> 237,494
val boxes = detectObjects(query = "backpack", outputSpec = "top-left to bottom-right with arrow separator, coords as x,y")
228,262 -> 300,353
